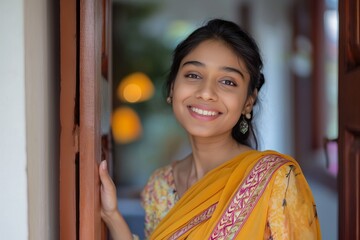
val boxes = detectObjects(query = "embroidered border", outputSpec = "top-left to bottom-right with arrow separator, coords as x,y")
169,203 -> 218,240
209,155 -> 289,240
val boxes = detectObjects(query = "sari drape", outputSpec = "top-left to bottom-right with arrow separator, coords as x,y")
149,150 -> 321,240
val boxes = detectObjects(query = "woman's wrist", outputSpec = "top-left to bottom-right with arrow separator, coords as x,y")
101,208 -> 121,225
101,209 -> 133,240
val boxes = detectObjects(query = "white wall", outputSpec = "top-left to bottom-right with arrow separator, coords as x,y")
25,0 -> 59,239
0,1 -> 28,239
251,0 -> 294,155
0,0 -> 59,239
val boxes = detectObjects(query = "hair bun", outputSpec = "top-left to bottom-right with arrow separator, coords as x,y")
257,73 -> 265,91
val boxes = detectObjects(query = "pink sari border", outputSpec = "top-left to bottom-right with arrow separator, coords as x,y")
169,203 -> 218,240
209,155 -> 289,239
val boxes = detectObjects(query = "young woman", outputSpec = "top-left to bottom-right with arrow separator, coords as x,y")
99,19 -> 321,240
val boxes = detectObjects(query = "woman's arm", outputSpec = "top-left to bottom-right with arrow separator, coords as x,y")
99,160 -> 134,240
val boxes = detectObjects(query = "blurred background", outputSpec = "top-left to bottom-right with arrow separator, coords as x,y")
110,0 -> 338,239
0,0 -> 340,239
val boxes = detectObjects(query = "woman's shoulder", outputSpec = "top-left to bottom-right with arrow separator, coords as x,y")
258,151 -> 311,197
256,150 -> 299,166
141,163 -> 179,237
147,163 -> 175,185
142,163 -> 176,199
246,150 -> 302,181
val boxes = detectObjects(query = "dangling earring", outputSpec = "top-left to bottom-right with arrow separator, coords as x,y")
239,114 -> 249,134
166,96 -> 172,104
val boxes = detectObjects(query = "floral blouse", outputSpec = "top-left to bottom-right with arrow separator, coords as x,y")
141,163 -> 319,239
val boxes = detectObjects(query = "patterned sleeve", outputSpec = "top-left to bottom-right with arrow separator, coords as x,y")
141,170 -> 159,239
141,165 -> 177,239
264,165 -> 320,240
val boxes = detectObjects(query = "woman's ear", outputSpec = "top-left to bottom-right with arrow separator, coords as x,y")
167,83 -> 174,104
242,89 -> 258,114
169,83 -> 174,97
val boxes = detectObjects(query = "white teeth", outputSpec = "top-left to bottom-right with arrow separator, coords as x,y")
191,107 -> 218,116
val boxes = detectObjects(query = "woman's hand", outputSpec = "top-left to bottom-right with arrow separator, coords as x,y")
99,160 -> 118,219
99,160 -> 133,240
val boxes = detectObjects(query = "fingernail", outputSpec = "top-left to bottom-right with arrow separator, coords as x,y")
101,160 -> 107,170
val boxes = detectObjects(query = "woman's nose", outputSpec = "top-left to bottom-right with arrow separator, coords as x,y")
195,79 -> 218,101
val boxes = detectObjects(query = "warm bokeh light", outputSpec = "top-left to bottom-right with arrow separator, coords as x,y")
123,83 -> 142,103
112,107 -> 142,144
117,72 -> 155,103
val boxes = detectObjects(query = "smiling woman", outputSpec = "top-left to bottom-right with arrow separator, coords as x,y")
171,40 -> 253,145
99,19 -> 321,240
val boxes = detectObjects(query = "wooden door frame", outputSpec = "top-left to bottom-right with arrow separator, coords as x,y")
338,0 -> 360,239
79,0 -> 103,238
60,0 -> 111,239
59,0 -> 78,239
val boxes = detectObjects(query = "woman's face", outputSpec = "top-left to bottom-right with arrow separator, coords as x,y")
171,39 -> 254,140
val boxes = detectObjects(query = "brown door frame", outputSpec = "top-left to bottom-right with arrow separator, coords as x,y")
79,0 -> 103,239
59,0 -> 78,239
338,0 -> 360,239
60,0 -> 111,239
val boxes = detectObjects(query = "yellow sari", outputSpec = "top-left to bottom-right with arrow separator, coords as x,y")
148,150 -> 321,239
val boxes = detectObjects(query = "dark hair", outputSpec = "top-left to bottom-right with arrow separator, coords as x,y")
165,19 -> 265,149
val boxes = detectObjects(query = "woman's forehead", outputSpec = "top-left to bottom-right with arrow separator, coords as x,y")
180,40 -> 249,75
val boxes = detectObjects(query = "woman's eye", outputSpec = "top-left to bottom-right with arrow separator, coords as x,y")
221,79 -> 237,86
185,73 -> 201,79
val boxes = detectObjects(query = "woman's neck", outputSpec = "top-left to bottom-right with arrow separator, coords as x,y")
188,135 -> 252,179
173,135 -> 253,197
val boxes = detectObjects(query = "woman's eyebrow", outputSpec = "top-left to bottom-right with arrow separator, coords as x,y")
221,66 -> 244,78
182,60 -> 205,68
182,60 -> 245,78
